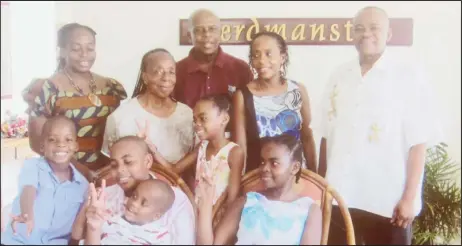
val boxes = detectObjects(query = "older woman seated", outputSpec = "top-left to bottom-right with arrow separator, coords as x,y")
71,136 -> 195,245
196,134 -> 322,245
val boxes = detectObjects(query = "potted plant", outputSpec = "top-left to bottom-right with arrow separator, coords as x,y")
413,143 -> 461,245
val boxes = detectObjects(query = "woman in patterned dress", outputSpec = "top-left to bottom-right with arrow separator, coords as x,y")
232,31 -> 317,173
23,23 -> 127,179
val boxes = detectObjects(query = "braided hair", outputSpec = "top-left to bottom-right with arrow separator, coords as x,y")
248,31 -> 290,84
260,133 -> 303,183
56,23 -> 97,72
131,48 -> 175,98
198,94 -> 231,114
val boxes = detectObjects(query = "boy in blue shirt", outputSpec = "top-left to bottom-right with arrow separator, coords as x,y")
1,115 -> 89,245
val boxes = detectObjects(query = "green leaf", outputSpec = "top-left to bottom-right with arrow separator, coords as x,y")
413,143 -> 461,245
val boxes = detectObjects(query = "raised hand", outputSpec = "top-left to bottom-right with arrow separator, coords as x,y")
135,119 -> 150,140
135,119 -> 158,155
197,165 -> 217,208
86,179 -> 110,229
10,213 -> 34,236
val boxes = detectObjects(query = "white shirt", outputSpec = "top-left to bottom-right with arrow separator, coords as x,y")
100,215 -> 172,245
318,51 -> 442,218
101,98 -> 195,163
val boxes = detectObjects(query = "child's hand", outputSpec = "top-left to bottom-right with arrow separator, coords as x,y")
86,179 -> 110,229
197,171 -> 217,209
136,119 -> 160,157
10,213 -> 34,236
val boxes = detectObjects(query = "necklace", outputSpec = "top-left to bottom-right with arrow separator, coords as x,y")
63,70 -> 102,107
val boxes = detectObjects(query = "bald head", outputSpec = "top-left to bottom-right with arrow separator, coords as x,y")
111,135 -> 149,154
353,6 -> 390,28
138,179 -> 175,214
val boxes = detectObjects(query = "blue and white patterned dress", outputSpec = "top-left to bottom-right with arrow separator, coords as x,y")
253,80 -> 303,140
236,192 -> 314,245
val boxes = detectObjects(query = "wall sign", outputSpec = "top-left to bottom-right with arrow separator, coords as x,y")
179,18 -> 413,46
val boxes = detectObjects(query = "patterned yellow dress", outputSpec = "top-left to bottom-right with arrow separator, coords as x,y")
25,78 -> 127,171
194,140 -> 238,205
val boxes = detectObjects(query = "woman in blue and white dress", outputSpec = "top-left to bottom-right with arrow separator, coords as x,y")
232,31 -> 317,173
196,134 -> 322,245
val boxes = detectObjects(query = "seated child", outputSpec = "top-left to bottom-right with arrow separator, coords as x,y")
1,115 -> 89,245
84,179 -> 175,245
196,134 -> 322,245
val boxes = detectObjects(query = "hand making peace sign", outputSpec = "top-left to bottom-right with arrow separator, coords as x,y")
10,212 -> 34,237
85,179 -> 110,230
136,119 -> 159,155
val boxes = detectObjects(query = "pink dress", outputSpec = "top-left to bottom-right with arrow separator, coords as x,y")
194,141 -> 238,205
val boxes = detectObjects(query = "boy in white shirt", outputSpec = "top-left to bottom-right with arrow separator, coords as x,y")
84,179 -> 175,245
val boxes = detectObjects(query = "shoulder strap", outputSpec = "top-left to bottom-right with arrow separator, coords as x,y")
241,86 -> 259,139
240,86 -> 262,173
218,141 -> 238,158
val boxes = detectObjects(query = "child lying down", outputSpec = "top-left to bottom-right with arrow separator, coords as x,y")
84,179 -> 175,245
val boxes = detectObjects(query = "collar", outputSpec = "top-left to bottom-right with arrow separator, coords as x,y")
186,46 -> 227,73
371,49 -> 391,71
349,49 -> 392,75
38,157 -> 84,184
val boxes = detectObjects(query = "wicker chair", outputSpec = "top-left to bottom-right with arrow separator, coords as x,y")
95,164 -> 196,215
211,168 -> 355,245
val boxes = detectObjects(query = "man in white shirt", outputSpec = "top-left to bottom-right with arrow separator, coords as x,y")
318,6 -> 441,245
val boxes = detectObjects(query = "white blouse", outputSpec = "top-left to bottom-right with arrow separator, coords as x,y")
101,98 -> 195,163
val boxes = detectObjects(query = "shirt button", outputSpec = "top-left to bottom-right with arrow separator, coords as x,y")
207,86 -> 211,89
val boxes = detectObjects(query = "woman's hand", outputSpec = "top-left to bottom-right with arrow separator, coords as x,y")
85,179 -> 110,230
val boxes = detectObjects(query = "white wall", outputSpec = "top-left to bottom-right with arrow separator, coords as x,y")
1,1 -> 56,121
54,1 -> 461,165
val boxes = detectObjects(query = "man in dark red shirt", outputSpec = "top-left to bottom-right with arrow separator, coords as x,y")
175,9 -> 252,109
175,9 -> 252,189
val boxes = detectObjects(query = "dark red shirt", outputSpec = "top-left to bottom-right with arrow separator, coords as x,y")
174,47 -> 252,109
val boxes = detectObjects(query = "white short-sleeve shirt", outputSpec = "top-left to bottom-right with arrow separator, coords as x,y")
101,98 -> 195,163
318,51 -> 443,218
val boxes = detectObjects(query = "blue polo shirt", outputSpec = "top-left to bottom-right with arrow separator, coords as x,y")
1,157 -> 89,245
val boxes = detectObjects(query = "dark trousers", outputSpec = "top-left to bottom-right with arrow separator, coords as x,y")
328,206 -> 412,245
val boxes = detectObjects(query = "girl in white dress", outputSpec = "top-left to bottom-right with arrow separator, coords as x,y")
196,134 -> 322,245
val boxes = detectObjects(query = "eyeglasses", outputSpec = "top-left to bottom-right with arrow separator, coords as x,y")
192,25 -> 220,36
148,68 -> 176,78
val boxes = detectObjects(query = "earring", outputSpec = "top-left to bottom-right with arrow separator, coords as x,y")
251,67 -> 258,79
280,66 -> 286,79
